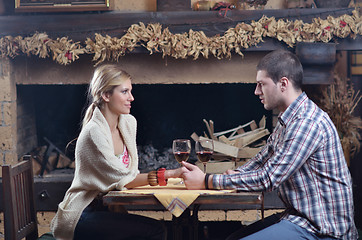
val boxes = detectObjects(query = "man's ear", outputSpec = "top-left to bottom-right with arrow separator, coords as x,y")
279,77 -> 289,92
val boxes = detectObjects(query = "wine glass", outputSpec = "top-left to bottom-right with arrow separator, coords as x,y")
172,139 -> 191,184
172,139 -> 191,165
195,139 -> 214,173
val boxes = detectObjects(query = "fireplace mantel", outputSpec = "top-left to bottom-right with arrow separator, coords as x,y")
0,8 -> 361,51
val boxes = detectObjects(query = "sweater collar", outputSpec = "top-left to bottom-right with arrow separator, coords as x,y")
92,107 -> 136,165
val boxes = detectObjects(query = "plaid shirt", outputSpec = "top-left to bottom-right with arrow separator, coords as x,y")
213,93 -> 358,239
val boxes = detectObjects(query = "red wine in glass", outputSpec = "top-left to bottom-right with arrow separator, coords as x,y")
195,139 -> 214,173
174,152 -> 190,163
172,139 -> 191,184
197,151 -> 213,163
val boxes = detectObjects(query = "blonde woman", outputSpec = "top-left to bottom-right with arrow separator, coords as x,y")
51,64 -> 182,240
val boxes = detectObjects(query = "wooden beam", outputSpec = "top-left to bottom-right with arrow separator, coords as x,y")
0,8 -> 358,49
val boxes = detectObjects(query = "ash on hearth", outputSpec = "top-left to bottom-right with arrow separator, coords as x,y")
137,144 -> 197,173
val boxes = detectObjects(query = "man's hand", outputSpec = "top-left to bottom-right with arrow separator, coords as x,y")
181,161 -> 205,190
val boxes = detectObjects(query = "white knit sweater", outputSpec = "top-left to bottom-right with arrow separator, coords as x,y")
51,107 -> 139,240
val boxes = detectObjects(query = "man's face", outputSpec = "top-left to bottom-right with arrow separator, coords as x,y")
254,70 -> 283,111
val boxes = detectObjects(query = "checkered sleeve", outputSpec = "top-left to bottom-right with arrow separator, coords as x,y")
234,143 -> 269,173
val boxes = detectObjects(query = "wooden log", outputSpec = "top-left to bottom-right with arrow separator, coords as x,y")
250,121 -> 258,130
229,128 -> 269,141
195,160 -> 248,174
259,115 -> 266,129
199,136 -> 240,158
237,147 -> 262,158
193,134 -> 262,159
209,120 -> 215,139
191,132 -> 200,141
203,119 -> 217,140
213,120 -> 255,137
218,135 -> 235,145
237,128 -> 245,135
234,129 -> 270,148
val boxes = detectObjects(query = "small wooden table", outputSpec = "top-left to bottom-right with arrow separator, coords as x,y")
103,185 -> 264,240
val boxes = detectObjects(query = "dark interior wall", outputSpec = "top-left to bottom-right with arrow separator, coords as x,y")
350,75 -> 362,230
17,83 -> 271,152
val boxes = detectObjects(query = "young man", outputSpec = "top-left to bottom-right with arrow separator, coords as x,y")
181,50 -> 358,240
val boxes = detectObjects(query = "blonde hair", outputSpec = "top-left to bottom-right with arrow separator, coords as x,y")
82,64 -> 132,128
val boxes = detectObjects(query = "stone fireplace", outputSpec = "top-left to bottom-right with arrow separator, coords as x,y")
1,51 -> 272,174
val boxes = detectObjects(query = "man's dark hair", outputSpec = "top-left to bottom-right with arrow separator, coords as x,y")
256,50 -> 303,90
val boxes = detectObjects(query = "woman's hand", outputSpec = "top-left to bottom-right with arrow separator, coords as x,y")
165,167 -> 184,179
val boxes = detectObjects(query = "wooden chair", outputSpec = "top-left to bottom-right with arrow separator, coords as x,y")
2,155 -> 54,240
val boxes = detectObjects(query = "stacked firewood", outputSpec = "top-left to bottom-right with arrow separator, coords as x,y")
191,116 -> 270,160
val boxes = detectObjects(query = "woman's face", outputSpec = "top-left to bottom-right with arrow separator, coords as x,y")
105,79 -> 134,115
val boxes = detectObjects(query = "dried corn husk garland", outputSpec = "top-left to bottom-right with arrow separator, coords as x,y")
0,32 -> 86,65
0,36 -> 21,58
1,10 -> 362,65
18,32 -> 49,58
48,36 -> 87,64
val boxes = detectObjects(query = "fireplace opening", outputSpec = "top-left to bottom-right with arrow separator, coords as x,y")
17,83 -> 272,172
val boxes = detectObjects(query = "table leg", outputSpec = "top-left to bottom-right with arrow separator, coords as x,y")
172,217 -> 182,240
192,205 -> 200,240
172,209 -> 191,240
171,206 -> 201,240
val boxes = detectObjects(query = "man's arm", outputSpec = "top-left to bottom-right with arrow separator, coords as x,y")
212,118 -> 323,191
182,118 -> 323,192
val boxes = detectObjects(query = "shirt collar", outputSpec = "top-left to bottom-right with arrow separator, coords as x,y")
278,92 -> 307,127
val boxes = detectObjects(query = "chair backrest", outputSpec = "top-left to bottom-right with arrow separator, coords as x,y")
2,155 -> 39,240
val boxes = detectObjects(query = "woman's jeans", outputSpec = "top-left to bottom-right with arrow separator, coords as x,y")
74,207 -> 166,240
